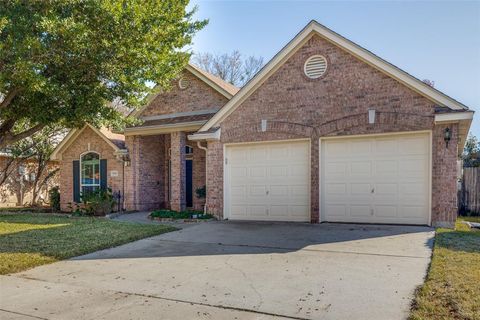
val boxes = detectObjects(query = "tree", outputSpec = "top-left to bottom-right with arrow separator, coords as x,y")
0,125 -> 65,206
462,134 -> 480,167
193,51 -> 264,87
0,0 -> 206,149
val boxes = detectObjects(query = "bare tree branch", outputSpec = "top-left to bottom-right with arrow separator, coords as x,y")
193,51 -> 264,87
0,123 -> 46,149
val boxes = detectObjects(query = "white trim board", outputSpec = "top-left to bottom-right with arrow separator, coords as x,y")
141,109 -> 220,121
200,20 -> 470,132
131,64 -> 235,118
124,120 -> 207,136
50,124 -> 121,161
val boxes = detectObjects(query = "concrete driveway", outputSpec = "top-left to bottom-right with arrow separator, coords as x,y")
0,221 -> 434,320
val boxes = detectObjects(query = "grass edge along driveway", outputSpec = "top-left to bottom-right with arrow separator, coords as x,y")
0,214 -> 176,275
410,217 -> 480,320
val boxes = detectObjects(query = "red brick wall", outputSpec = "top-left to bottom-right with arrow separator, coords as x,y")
432,123 -> 459,227
59,126 -> 124,211
170,132 -> 186,211
124,132 -> 206,212
124,134 -> 166,211
206,34 -> 456,226
140,70 -> 229,117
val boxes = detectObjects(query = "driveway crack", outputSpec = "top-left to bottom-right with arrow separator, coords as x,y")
224,256 -> 264,310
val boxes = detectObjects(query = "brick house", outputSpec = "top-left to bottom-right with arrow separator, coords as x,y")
51,21 -> 473,227
0,153 -> 59,207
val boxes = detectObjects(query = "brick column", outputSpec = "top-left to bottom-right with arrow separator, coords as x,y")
170,132 -> 186,211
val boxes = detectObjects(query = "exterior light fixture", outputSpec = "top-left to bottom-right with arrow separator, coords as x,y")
444,127 -> 451,148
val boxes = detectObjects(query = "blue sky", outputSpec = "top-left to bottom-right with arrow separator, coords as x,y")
188,0 -> 480,139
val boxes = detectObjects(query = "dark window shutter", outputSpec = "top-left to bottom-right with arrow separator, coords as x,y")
100,159 -> 107,190
73,160 -> 80,203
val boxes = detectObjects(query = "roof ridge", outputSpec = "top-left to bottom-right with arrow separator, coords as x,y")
188,63 -> 240,96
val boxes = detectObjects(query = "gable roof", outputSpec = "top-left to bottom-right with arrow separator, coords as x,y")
199,20 -> 470,132
50,124 -> 125,160
132,63 -> 239,119
187,64 -> 240,97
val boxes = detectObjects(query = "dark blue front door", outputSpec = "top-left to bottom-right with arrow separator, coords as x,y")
186,160 -> 193,207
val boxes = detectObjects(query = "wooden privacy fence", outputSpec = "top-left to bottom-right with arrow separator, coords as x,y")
460,167 -> 480,215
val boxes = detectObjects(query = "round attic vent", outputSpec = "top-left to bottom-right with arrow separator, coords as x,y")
304,55 -> 327,79
178,77 -> 189,89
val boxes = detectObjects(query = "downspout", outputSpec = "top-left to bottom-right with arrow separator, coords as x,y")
196,141 -> 208,214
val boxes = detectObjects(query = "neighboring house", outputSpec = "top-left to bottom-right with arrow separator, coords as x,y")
0,153 -> 59,207
51,21 -> 474,227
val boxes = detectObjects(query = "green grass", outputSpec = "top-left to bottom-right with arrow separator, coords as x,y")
410,216 -> 480,320
0,214 -> 176,275
150,209 -> 213,220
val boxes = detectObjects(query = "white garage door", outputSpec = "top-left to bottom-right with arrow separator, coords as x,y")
321,133 -> 430,225
225,140 -> 310,221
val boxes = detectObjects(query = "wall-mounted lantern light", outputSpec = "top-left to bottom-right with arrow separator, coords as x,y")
444,127 -> 451,148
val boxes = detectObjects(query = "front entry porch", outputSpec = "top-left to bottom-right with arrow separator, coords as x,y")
124,131 -> 206,212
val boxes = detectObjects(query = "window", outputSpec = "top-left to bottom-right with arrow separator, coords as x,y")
80,152 -> 100,196
185,145 -> 193,154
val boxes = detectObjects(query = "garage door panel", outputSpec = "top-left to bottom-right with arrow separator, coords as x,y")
399,137 -> 428,154
350,161 -> 372,176
289,205 -> 310,217
350,183 -> 371,195
269,145 -> 289,158
290,185 -> 309,196
375,206 -> 397,218
375,139 -> 397,154
231,205 -> 247,217
375,183 -> 397,195
270,166 -> 288,177
322,133 -> 430,225
375,160 -> 397,176
227,141 -> 310,222
269,185 -> 289,197
249,166 -> 266,178
249,185 -> 267,197
350,205 -> 371,217
351,140 -> 372,155
325,162 -> 347,177
401,205 -> 427,218
231,185 -> 246,198
325,204 -> 346,216
326,183 -> 347,195
248,206 -> 268,217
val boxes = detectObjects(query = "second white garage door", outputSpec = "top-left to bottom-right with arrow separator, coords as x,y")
225,140 -> 310,221
321,132 -> 431,225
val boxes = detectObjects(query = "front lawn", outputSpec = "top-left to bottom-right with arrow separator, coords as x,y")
410,216 -> 480,319
0,214 -> 176,275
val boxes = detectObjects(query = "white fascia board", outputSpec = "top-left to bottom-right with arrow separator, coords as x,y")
434,111 -> 474,123
140,109 -> 219,121
187,129 -> 221,141
124,120 -> 207,136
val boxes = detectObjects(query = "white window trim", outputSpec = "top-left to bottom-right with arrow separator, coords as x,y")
80,151 -> 101,196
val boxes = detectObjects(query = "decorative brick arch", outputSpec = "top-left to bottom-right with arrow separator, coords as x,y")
315,112 -> 434,137
222,121 -> 315,142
